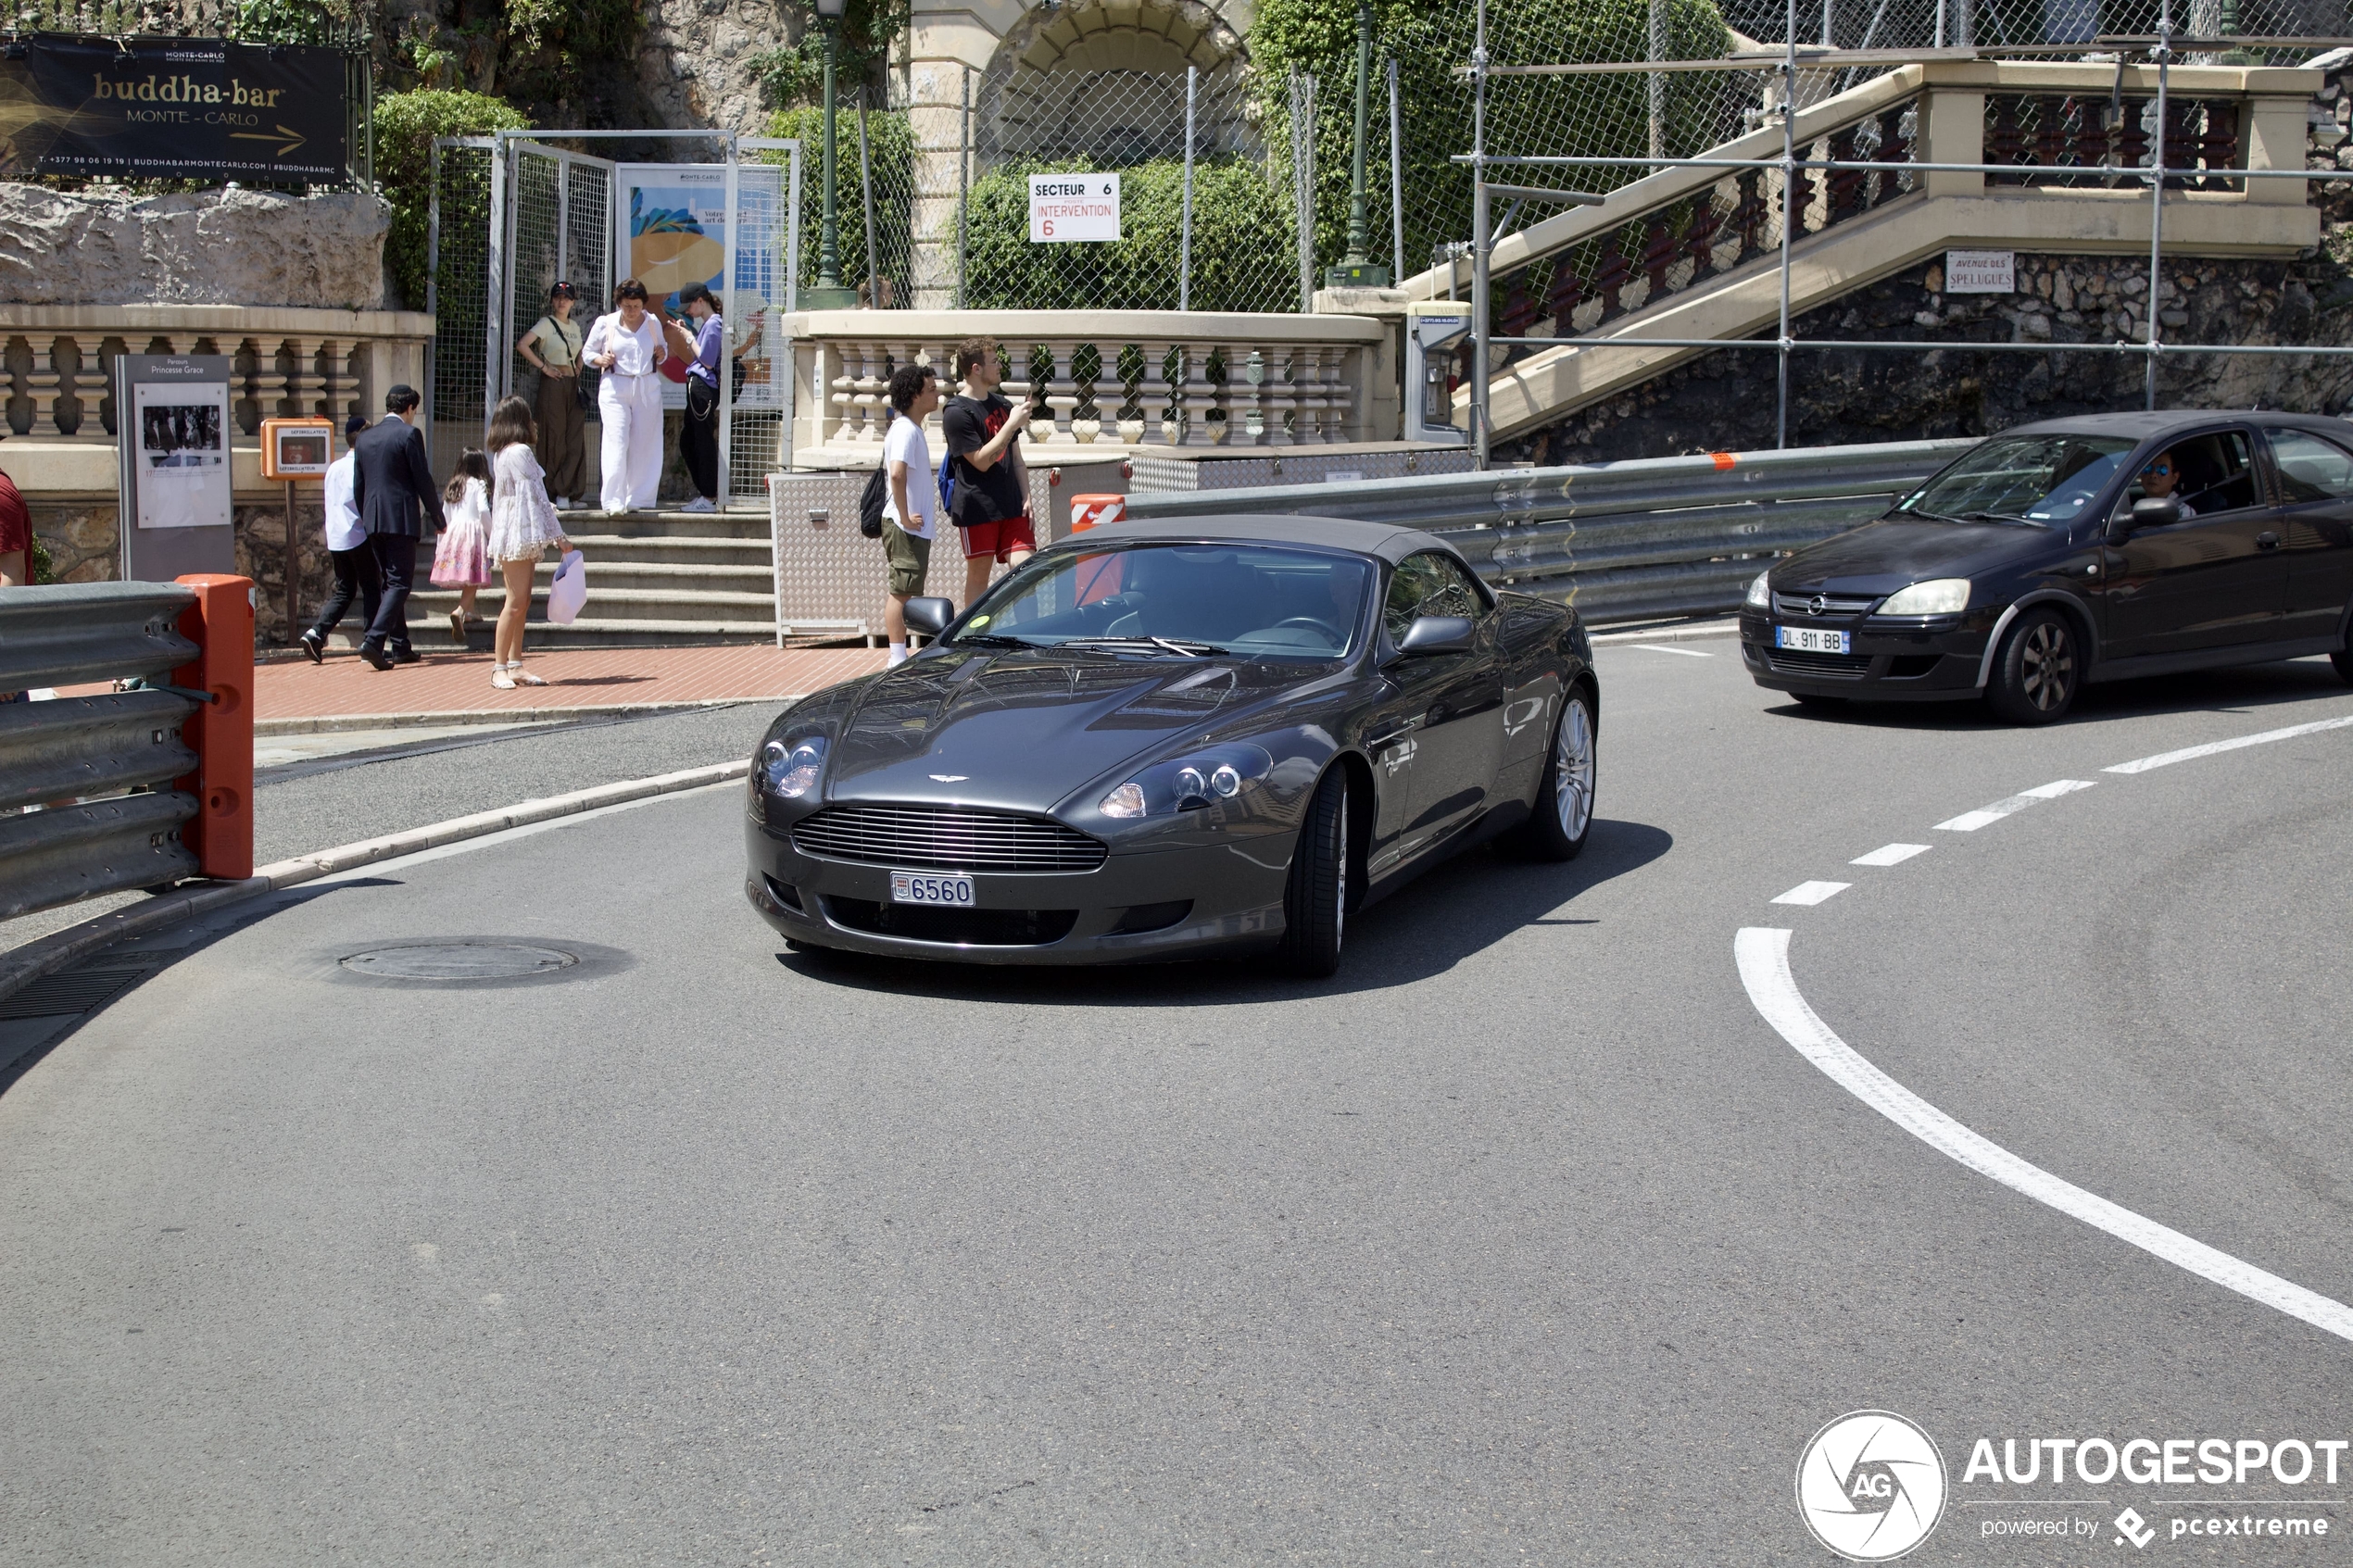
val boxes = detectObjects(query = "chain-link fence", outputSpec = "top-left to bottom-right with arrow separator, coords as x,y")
426,139 -> 495,482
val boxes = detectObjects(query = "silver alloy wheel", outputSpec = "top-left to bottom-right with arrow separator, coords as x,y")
2020,620 -> 2074,711
1554,696 -> 1595,839
1334,795 -> 1348,944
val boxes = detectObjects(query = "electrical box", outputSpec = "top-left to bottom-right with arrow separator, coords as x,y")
1403,301 -> 1472,446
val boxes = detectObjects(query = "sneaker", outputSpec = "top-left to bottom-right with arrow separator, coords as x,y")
680,496 -> 717,514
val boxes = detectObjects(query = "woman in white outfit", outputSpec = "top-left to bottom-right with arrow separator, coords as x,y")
582,277 -> 667,514
483,395 -> 573,690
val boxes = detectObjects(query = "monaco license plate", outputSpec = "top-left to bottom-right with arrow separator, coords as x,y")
1775,624 -> 1851,654
890,872 -> 975,907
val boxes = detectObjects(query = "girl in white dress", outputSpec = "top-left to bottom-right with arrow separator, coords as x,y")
483,395 -> 573,690
429,448 -> 493,645
582,278 -> 667,513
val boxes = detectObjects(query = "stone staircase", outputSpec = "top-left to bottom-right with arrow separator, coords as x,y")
406,507 -> 779,648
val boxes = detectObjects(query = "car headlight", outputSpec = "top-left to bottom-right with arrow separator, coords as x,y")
1099,744 -> 1272,820
761,735 -> 826,799
1878,578 -> 1970,616
1745,571 -> 1772,609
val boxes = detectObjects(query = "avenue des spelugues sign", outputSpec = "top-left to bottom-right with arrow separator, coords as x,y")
1027,173 -> 1120,243
0,34 -> 347,182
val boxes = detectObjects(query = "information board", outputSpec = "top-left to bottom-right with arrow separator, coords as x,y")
1028,174 -> 1121,243
117,355 -> 236,583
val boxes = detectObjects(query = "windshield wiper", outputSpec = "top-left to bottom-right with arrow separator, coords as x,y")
952,633 -> 1042,649
1056,635 -> 1228,658
1962,510 -> 2042,527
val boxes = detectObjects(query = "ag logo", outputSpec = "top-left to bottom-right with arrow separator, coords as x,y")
1795,1410 -> 1947,1562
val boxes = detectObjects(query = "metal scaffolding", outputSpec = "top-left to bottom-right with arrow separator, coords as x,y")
1461,0 -> 2353,468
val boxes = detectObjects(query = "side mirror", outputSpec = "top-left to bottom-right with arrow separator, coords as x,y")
902,596 -> 956,637
2130,495 -> 2184,530
1392,615 -> 1475,659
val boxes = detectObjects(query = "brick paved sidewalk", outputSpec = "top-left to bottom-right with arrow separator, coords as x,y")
252,645 -> 887,729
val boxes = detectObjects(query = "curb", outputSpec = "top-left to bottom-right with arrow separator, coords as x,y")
0,759 -> 750,1010
251,697 -> 793,737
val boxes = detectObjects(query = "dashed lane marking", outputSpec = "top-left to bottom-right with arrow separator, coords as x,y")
1631,644 -> 1714,658
1771,881 -> 1851,906
1852,843 -> 1932,867
1735,927 -> 2353,1345
1933,779 -> 2095,832
2105,712 -> 2353,775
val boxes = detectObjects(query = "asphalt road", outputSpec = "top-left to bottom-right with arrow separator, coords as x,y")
5,639 -> 2351,1566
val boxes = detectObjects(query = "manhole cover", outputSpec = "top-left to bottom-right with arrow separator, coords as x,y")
339,942 -> 579,982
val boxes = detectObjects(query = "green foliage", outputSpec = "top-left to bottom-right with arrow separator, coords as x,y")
29,533 -> 55,585
233,0 -> 361,44
963,156 -> 1294,313
767,106 -> 916,296
374,90 -> 532,310
1249,0 -> 1732,278
751,0 -> 910,107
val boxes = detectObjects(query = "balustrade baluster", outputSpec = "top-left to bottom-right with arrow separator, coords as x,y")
2115,98 -> 2152,178
849,343 -> 885,444
2196,102 -> 2239,190
1225,341 -> 1262,446
1178,344 -> 1216,446
2071,96 -> 2111,178
1543,255 -> 1588,333
1680,199 -> 1722,279
1638,218 -> 1678,303
1730,169 -> 1769,262
1322,348 -> 1354,442
1591,237 -> 1633,321
1299,346 -> 1332,444
1137,341 -> 1172,445
1827,129 -> 1866,222
1875,106 -> 1912,205
1261,345 -> 1296,447
2163,100 -> 2197,188
25,333 -> 63,436
1044,341 -> 1082,443
2032,99 -> 2068,179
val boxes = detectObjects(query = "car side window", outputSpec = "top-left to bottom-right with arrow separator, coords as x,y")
1384,552 -> 1485,641
2267,430 -> 2353,503
2122,431 -> 2259,517
1424,555 -> 1488,621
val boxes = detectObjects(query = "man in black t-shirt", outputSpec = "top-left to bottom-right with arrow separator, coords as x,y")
943,337 -> 1038,605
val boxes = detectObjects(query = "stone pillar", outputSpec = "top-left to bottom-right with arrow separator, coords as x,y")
2243,87 -> 2311,207
906,18 -> 994,311
1919,68 -> 1987,199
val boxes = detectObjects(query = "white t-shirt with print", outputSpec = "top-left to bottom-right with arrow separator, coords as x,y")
882,412 -> 934,540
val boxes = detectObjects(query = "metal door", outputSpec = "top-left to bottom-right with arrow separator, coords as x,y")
505,142 -> 617,409
424,136 -> 497,481
724,138 -> 801,510
2098,430 -> 2289,659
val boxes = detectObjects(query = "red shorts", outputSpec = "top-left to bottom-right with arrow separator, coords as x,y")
961,513 -> 1037,563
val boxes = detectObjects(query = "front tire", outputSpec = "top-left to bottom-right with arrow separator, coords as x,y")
1278,770 -> 1350,977
1505,687 -> 1597,861
1985,607 -> 2081,725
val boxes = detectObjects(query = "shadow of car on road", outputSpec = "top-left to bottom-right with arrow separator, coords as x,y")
772,818 -> 1673,1008
1763,656 -> 2348,731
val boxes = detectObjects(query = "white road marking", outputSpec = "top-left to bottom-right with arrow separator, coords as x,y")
1852,843 -> 1931,867
1933,779 -> 2095,831
1735,927 -> 2353,1345
305,781 -> 740,886
2105,712 -> 2353,775
1772,881 -> 1851,906
1632,644 -> 1714,658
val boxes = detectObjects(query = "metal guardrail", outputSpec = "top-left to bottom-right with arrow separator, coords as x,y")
0,583 -> 211,922
1118,438 -> 1976,622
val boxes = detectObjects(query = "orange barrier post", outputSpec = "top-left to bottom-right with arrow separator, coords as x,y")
171,574 -> 254,881
1068,494 -> 1125,533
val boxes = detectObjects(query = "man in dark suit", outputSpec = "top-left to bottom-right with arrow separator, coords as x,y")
348,383 -> 446,671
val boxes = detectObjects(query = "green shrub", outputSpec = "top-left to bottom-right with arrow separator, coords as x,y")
373,90 -> 532,311
1250,0 -> 1732,279
30,534 -> 55,585
963,156 -> 1293,313
765,106 -> 916,296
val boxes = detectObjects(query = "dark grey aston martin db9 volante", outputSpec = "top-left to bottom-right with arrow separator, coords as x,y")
745,514 -> 1599,974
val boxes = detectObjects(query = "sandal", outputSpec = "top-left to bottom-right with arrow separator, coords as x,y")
510,666 -> 548,687
490,664 -> 516,691
449,608 -> 467,645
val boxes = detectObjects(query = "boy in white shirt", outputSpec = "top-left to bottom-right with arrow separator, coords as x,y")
881,363 -> 940,666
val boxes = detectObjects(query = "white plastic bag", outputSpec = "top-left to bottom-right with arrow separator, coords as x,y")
546,549 -> 586,625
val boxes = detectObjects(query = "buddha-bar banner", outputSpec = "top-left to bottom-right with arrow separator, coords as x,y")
0,33 -> 347,183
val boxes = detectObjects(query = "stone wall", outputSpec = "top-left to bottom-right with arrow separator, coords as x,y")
0,186 -> 391,310
1498,249 -> 2353,467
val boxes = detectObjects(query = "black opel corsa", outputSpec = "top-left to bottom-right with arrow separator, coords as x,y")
1741,409 -> 2353,722
745,514 -> 1598,974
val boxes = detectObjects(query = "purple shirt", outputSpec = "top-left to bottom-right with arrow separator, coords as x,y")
688,312 -> 724,385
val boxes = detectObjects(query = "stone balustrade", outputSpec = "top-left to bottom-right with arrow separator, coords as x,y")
0,304 -> 432,447
782,310 -> 1394,468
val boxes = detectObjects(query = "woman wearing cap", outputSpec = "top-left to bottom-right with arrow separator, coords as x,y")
516,282 -> 586,510
582,278 -> 666,514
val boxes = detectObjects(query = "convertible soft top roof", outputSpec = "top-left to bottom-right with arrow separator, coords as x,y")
1063,511 -> 1457,565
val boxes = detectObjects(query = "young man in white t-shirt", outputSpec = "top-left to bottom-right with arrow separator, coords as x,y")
881,363 -> 940,666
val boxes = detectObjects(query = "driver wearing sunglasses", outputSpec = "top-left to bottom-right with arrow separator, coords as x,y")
2136,449 -> 2195,517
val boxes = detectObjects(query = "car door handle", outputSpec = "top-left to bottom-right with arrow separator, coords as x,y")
2257,532 -> 2282,550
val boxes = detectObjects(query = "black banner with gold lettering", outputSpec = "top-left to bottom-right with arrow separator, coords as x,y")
0,34 -> 348,182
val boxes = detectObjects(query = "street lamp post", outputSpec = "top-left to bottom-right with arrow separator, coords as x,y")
1326,0 -> 1390,288
805,0 -> 860,308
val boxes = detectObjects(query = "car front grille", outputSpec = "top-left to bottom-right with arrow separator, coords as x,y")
823,897 -> 1079,947
1773,591 -> 1881,619
790,804 -> 1109,873
1768,648 -> 1874,677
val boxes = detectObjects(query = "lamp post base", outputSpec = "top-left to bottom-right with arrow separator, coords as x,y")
1324,261 -> 1392,288
799,285 -> 862,309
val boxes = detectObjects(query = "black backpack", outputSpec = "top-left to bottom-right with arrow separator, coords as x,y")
857,462 -> 887,539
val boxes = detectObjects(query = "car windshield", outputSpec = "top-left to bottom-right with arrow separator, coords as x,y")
951,542 -> 1374,659
1896,435 -> 2136,526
